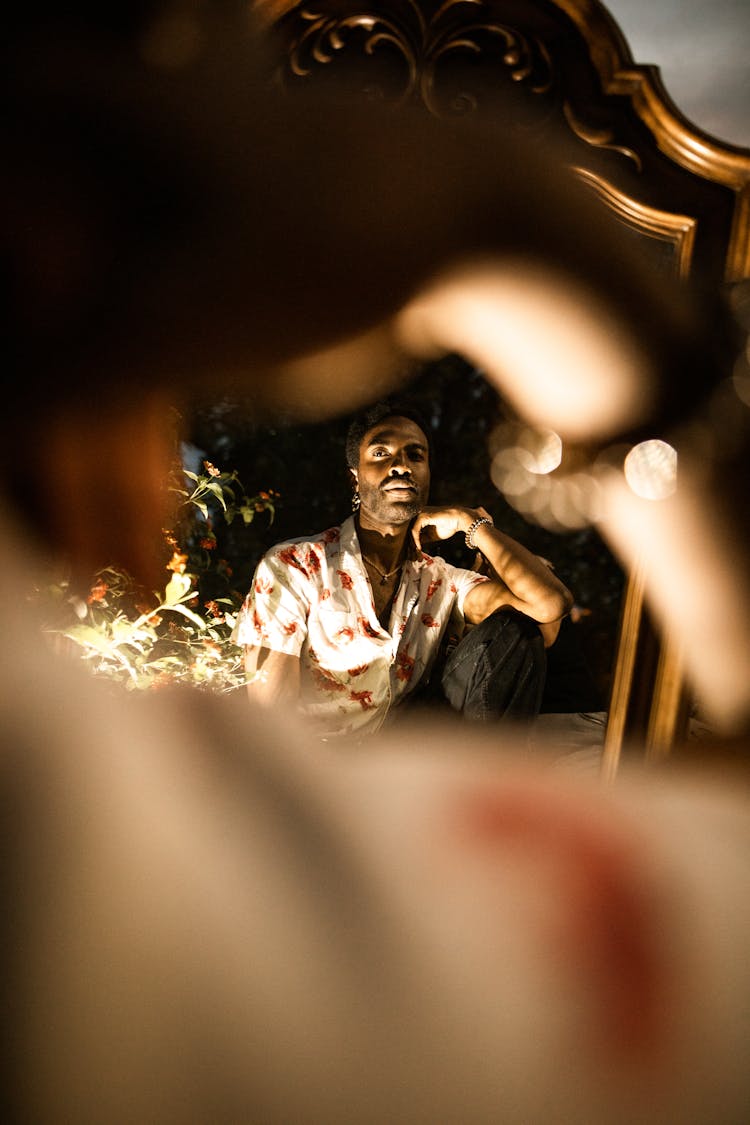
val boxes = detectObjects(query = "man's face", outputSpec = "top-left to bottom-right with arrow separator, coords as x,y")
353,415 -> 430,527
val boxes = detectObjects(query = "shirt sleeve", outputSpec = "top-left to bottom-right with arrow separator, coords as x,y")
231,548 -> 309,656
451,565 -> 489,619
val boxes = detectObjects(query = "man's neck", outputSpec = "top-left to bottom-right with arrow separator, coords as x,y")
355,515 -> 412,570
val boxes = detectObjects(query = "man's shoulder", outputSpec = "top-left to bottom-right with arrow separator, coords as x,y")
262,525 -> 344,563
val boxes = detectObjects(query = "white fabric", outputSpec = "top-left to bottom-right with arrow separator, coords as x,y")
233,516 -> 486,737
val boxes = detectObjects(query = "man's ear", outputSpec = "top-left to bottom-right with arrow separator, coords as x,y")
348,468 -> 359,488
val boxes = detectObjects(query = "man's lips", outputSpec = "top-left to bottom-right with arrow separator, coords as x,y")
383,481 -> 417,494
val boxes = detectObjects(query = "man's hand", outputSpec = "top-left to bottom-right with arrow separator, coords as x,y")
411,506 -> 477,550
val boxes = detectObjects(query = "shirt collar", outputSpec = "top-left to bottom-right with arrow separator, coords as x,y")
339,514 -> 430,572
339,515 -> 363,566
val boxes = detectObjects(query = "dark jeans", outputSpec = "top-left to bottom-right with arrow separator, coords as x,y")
434,608 -> 546,722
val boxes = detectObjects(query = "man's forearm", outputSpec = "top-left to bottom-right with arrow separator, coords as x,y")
244,646 -> 301,707
411,505 -> 573,624
469,515 -> 573,622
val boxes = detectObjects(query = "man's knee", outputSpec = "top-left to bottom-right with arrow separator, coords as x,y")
441,608 -> 546,721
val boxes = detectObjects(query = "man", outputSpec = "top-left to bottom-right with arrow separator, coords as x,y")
236,400 -> 573,737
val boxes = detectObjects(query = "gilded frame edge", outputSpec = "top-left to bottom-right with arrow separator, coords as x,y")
574,167 -> 697,280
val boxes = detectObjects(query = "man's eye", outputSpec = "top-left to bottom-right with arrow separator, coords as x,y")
372,448 -> 389,458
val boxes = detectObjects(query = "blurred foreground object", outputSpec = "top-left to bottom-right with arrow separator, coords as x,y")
5,518 -> 750,1121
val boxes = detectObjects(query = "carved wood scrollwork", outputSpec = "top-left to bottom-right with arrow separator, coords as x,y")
276,1 -> 555,122
268,0 -> 668,177
563,103 -> 642,173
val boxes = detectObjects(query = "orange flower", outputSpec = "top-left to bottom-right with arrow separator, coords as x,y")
203,461 -> 221,477
200,537 -> 216,550
86,578 -> 108,605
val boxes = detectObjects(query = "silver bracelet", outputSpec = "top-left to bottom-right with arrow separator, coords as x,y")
465,515 -> 493,550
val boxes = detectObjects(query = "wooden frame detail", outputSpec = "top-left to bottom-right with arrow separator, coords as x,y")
574,167 -> 697,280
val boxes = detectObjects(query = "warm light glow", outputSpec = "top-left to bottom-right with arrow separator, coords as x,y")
396,259 -> 653,442
516,428 -> 563,475
490,425 -> 602,531
624,440 -> 677,500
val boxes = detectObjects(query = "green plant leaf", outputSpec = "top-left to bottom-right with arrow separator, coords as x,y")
204,481 -> 228,510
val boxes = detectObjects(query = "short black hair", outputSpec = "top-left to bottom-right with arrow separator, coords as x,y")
344,399 -> 432,470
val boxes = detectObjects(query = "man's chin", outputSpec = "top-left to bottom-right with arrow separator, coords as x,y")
387,500 -> 421,523
361,492 -> 423,524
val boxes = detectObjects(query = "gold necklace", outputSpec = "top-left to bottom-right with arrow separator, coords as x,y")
362,555 -> 403,586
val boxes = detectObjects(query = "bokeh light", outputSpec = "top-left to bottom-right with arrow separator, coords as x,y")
624,440 -> 678,500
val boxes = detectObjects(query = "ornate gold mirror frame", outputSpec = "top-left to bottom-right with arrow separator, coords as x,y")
254,0 -> 750,770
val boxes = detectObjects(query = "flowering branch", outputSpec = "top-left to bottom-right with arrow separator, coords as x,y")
38,462 -> 278,693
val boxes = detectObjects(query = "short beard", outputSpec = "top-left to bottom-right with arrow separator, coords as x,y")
359,484 -> 423,524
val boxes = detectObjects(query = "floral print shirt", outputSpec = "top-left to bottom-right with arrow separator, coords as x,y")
233,516 -> 487,739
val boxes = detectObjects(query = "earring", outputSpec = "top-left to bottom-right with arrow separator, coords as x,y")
352,489 -> 360,512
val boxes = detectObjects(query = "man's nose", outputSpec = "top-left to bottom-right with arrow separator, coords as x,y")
389,456 -> 411,475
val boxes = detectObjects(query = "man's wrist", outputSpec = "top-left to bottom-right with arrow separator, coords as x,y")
465,513 -> 494,550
